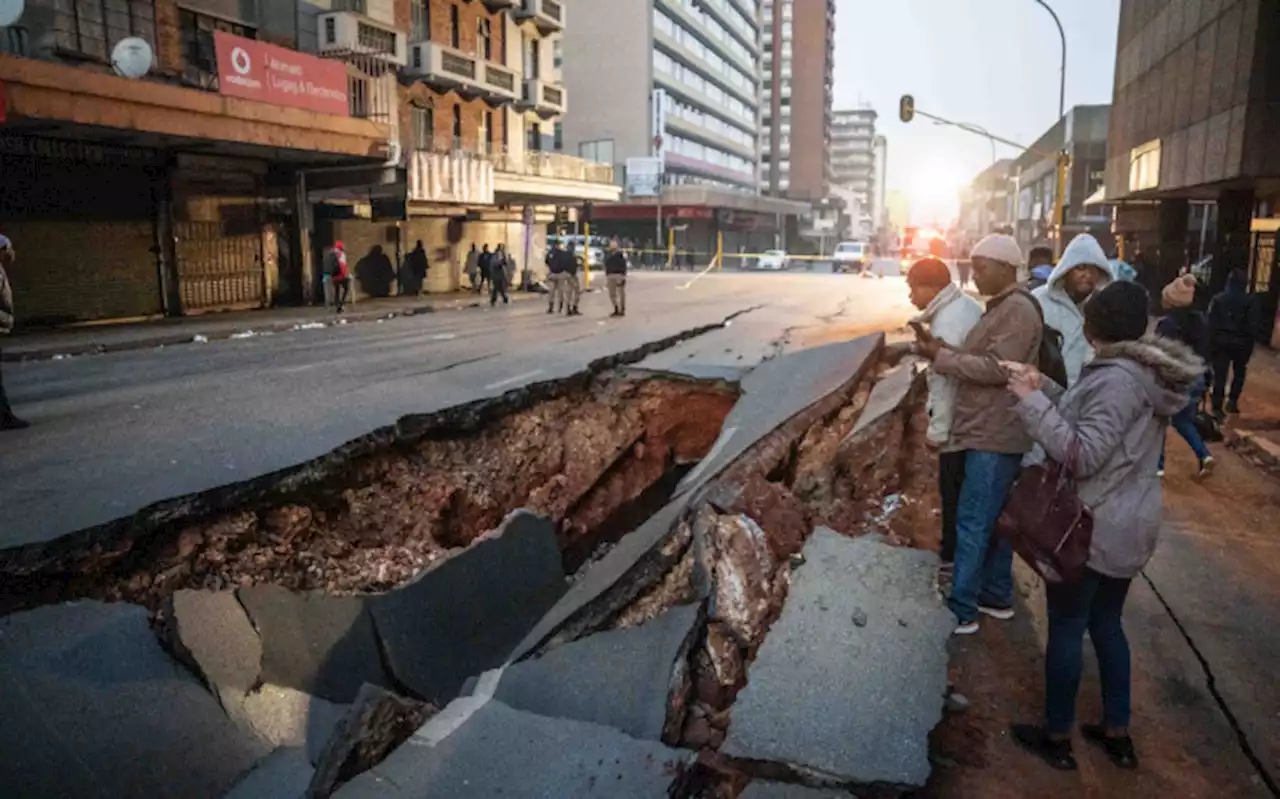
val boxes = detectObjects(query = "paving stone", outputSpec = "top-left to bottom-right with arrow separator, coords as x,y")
0,601 -> 270,799
307,684 -> 437,799
162,589 -> 262,705
740,782 -> 857,798
369,511 -> 567,705
238,585 -> 391,704
224,683 -> 348,766
721,530 -> 953,788
847,360 -> 922,439
332,698 -> 692,798
471,603 -> 702,741
224,748 -> 313,799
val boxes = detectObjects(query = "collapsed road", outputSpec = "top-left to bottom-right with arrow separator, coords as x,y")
0,306 -> 959,796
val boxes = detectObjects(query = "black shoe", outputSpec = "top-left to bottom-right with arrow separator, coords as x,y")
1213,405 -> 1226,420
1081,724 -> 1138,769
1011,724 -> 1077,771
0,413 -> 31,431
1226,400 -> 1240,414
547,306 -> 554,314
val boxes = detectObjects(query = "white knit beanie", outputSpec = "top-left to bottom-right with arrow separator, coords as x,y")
971,234 -> 1025,270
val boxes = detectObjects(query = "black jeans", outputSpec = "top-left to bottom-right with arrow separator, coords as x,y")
1045,570 -> 1133,734
490,280 -> 508,306
0,346 -> 10,415
332,277 -> 351,308
1210,345 -> 1252,408
938,450 -> 967,564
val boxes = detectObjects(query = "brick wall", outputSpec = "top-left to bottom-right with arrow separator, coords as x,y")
153,0 -> 184,77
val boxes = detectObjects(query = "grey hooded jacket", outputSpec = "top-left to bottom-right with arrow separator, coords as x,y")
1014,335 -> 1203,579
0,264 -> 13,334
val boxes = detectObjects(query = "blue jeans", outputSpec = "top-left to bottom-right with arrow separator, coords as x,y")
1045,569 -> 1133,734
1160,377 -> 1210,469
947,451 -> 1022,624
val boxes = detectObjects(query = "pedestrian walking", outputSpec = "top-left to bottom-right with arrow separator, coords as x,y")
1155,274 -> 1215,476
902,258 -> 983,584
403,240 -> 429,295
1006,280 -> 1203,772
477,244 -> 492,294
1032,234 -> 1115,387
546,241 -> 567,313
957,258 -> 973,288
489,245 -> 510,307
564,243 -> 582,316
1206,268 -> 1261,416
604,238 -> 628,317
464,243 -> 480,291
0,234 -> 30,431
1026,242 -> 1056,291
912,234 -> 1042,636
324,240 -> 352,313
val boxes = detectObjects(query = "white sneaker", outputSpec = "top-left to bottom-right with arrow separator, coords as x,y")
1157,469 -> 1165,478
954,621 -> 980,636
978,604 -> 1015,621
1199,456 -> 1215,477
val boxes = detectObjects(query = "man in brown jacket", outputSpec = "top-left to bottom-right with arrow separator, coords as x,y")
915,233 -> 1041,634
0,234 -> 30,431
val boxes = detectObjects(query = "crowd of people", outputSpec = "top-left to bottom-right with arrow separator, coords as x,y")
901,232 -> 1265,774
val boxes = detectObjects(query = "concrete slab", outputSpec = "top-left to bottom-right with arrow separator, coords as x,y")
332,698 -> 692,798
677,336 -> 881,496
721,530 -> 952,788
508,495 -> 691,662
847,360 -> 922,439
471,603 -> 702,741
740,782 -> 857,798
163,589 -> 262,704
225,683 -> 348,766
369,511 -> 567,705
0,601 -> 270,799
308,683 -> 437,799
237,585 -> 391,704
223,747 -> 313,799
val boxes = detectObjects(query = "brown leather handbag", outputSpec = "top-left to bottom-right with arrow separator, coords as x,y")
996,440 -> 1094,584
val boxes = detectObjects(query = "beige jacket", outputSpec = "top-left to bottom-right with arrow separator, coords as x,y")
933,286 -> 1043,454
0,264 -> 13,334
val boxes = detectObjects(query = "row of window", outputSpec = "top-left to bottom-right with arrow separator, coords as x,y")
663,88 -> 755,149
653,9 -> 754,94
666,133 -> 754,177
661,0 -> 756,64
409,105 -> 550,155
653,51 -> 754,125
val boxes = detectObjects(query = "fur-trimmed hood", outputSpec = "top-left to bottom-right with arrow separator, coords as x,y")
1090,335 -> 1205,415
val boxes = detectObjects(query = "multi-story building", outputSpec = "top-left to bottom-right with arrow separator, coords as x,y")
830,108 -> 877,213
1104,0 -> 1279,344
1009,105 -> 1111,253
0,0 -> 615,324
560,0 -> 808,257
760,0 -> 835,203
872,134 -> 887,231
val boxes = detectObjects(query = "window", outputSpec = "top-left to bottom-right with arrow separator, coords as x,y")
412,106 -> 434,150
483,111 -> 494,154
411,0 -> 429,41
1129,139 -> 1161,192
452,104 -> 463,145
478,17 -> 492,60
524,34 -> 540,79
56,0 -> 157,62
554,122 -> 564,152
527,122 -> 541,153
450,3 -> 460,48
179,9 -> 254,89
578,139 -> 615,163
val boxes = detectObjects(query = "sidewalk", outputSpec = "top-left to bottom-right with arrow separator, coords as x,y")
1,290 -> 539,362
1222,345 -> 1280,476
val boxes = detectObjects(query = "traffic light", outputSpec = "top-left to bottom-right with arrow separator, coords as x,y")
580,201 -> 594,225
899,94 -> 915,124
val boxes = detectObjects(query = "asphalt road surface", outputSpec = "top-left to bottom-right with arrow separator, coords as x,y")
0,264 -> 914,548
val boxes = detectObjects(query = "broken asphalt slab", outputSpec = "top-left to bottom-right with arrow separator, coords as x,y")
721,529 -> 953,789
466,602 -> 702,741
740,782 -> 857,798
224,747 -> 314,799
308,684 -> 437,799
225,684 -> 349,767
0,601 -> 270,799
332,697 -> 693,798
163,588 -> 262,706
847,358 -> 921,439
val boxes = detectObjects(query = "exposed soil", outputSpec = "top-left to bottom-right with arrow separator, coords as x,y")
0,373 -> 737,613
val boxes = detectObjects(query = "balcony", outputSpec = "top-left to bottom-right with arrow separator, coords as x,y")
407,144 -> 495,205
519,78 -> 567,116
318,11 -> 408,66
405,41 -> 480,90
481,61 -> 520,103
491,147 -> 620,203
513,0 -> 564,33
482,0 -> 519,8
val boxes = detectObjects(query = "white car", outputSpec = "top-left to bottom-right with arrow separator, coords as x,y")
757,250 -> 789,270
833,241 -> 870,273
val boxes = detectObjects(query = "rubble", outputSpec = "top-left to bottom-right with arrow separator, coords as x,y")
224,684 -> 349,766
307,684 -> 437,799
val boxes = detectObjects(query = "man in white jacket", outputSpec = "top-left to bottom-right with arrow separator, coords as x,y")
1032,233 -> 1116,387
905,258 -> 983,576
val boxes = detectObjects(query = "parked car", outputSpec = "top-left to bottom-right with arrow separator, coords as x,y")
757,249 -> 790,271
833,241 -> 870,273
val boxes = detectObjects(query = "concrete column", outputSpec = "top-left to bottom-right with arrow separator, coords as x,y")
155,159 -> 182,316
294,171 -> 316,305
1212,189 -> 1255,293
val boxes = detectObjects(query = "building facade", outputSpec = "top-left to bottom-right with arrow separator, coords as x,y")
0,0 -> 616,324
830,108 -> 877,217
1104,0 -> 1279,343
560,0 -> 807,258
760,0 -> 835,202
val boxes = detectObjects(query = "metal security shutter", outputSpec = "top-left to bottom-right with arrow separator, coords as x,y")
175,221 -> 266,312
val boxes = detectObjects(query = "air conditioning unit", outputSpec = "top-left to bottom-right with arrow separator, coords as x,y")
317,11 -> 408,66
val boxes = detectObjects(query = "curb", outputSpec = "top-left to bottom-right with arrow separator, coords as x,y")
1224,426 -> 1280,478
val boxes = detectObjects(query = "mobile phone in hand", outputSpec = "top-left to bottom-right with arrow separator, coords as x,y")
908,321 -> 931,340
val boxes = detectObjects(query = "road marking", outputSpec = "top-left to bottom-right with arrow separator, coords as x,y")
431,333 -> 457,340
485,369 -> 543,390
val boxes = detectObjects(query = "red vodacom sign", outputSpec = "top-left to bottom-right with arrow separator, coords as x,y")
214,31 -> 349,116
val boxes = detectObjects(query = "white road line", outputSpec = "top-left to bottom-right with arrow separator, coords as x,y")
485,369 -> 544,390
430,333 -> 457,340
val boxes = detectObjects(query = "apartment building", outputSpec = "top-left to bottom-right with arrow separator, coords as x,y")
760,0 -> 835,202
830,107 -> 877,220
561,0 -> 808,256
0,0 -> 615,323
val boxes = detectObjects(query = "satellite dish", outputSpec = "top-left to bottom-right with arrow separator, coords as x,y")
111,37 -> 153,79
0,0 -> 24,27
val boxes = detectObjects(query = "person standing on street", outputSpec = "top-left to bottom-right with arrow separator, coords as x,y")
1206,268 -> 1261,416
324,241 -> 352,313
477,244 -> 493,295
1006,281 -> 1202,772
903,258 -> 983,584
1027,243 -> 1056,291
1155,274 -> 1215,476
0,234 -> 30,431
604,238 -> 628,317
1033,233 -> 1115,387
546,241 -> 567,314
564,243 -> 582,316
464,243 -> 480,292
404,240 -> 429,296
489,244 -> 510,307
912,234 -> 1043,636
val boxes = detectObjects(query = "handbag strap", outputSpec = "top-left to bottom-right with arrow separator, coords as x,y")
1063,437 -> 1082,478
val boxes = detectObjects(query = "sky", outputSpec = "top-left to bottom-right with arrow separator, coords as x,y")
832,0 -> 1122,223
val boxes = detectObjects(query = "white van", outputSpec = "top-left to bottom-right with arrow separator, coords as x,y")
832,241 -> 869,274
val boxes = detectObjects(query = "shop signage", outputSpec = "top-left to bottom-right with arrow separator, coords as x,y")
214,31 -> 349,116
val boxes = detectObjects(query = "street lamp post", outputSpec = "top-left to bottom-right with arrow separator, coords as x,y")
1031,0 -> 1069,253
1031,0 -> 1066,122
